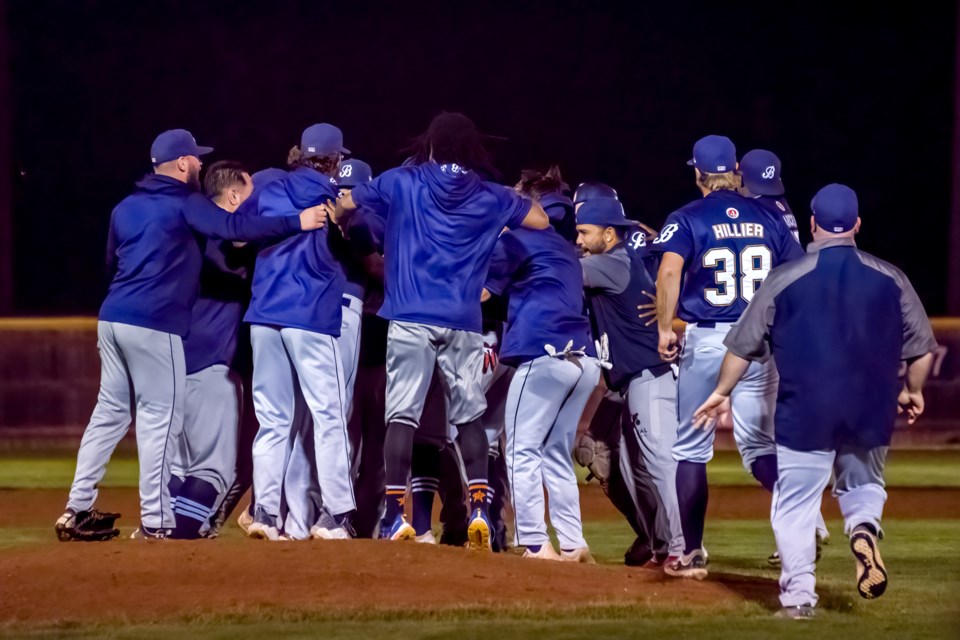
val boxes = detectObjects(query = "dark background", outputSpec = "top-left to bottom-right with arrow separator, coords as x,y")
6,1 -> 956,314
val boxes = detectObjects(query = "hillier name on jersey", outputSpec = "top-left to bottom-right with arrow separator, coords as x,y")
712,223 -> 765,240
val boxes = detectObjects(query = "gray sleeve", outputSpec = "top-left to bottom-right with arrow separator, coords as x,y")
856,251 -> 938,360
724,254 -> 818,363
581,252 -> 630,294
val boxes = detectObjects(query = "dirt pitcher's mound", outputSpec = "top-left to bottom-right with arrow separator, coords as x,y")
1,540 -> 751,624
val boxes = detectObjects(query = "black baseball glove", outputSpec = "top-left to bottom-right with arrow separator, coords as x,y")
55,509 -> 121,542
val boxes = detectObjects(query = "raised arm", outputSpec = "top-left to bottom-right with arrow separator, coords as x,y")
519,201 -> 549,230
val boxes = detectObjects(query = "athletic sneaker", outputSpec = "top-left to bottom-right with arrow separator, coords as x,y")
466,508 -> 492,551
310,508 -> 354,540
664,549 -> 708,580
776,604 -> 816,620
560,547 -> 596,564
248,510 -> 280,541
54,509 -> 76,541
623,537 -> 654,567
522,544 -> 561,560
379,514 -> 416,541
850,524 -> 888,599
236,505 -> 254,534
415,531 -> 438,544
130,525 -> 171,539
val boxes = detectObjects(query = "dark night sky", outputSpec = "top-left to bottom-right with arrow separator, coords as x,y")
7,1 -> 957,314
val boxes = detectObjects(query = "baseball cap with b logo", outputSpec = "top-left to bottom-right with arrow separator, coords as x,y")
811,183 -> 858,233
740,149 -> 784,196
150,129 -> 213,165
687,135 -> 737,173
337,159 -> 373,188
301,123 -> 350,158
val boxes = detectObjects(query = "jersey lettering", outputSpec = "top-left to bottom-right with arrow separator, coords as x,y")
711,223 -> 765,240
701,245 -> 772,306
653,223 -> 679,244
629,230 -> 646,250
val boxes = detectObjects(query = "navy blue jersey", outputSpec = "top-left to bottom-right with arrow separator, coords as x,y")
182,238 -> 250,374
99,175 -> 301,337
650,190 -> 804,323
754,195 -> 800,244
244,167 -> 346,336
350,162 -> 532,333
484,227 -> 594,366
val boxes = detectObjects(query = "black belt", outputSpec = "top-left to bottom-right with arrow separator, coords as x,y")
697,321 -> 716,328
342,297 -> 351,308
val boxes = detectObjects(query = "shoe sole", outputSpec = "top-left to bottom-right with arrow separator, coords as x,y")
851,533 -> 888,599
388,524 -> 416,541
248,528 -> 276,541
664,566 -> 708,580
467,518 -> 491,551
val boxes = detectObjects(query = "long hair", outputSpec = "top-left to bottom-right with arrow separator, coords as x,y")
405,112 -> 500,179
515,165 -> 568,200
696,170 -> 741,193
287,145 -> 340,177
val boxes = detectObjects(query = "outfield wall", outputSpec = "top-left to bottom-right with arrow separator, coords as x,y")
0,317 -> 957,445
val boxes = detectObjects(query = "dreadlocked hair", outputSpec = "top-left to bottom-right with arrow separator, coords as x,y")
405,112 -> 500,179
287,145 -> 341,177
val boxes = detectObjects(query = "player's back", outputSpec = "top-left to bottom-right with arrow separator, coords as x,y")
652,190 -> 804,323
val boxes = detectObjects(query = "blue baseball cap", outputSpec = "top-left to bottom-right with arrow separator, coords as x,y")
150,129 -> 213,165
740,149 -> 784,196
336,159 -> 373,188
301,123 -> 350,158
576,197 -> 638,228
573,181 -> 619,205
687,135 -> 737,173
811,183 -> 858,233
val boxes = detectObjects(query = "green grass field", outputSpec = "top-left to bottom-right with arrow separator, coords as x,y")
2,450 -> 959,639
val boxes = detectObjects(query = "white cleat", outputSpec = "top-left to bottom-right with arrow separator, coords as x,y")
664,549 -> 709,580
415,531 -> 438,545
310,525 -> 352,540
523,544 -> 561,560
247,521 -> 280,541
560,547 -> 596,564
236,506 -> 254,534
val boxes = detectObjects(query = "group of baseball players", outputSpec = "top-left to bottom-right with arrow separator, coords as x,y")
54,112 -> 937,620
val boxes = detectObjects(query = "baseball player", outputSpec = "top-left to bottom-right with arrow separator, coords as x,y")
693,184 -> 937,617
485,220 -> 599,561
738,149 -> 801,243
56,129 -> 326,540
651,134 -> 805,578
516,166 -> 576,243
167,160 -> 255,539
244,123 -> 356,541
333,112 -> 549,548
576,196 -> 684,565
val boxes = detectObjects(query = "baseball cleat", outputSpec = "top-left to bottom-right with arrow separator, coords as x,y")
775,604 -> 816,620
379,514 -> 416,541
623,537 -> 654,567
850,525 -> 887,599
415,531 -> 438,545
560,547 -> 596,564
467,509 -> 493,551
664,549 -> 708,580
130,525 -> 170,540
522,544 -> 560,560
247,520 -> 280,541
310,508 -> 353,540
236,505 -> 254,534
54,509 -> 77,541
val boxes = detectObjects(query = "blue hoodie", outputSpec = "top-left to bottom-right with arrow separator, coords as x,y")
350,162 -> 531,333
99,174 -> 302,337
244,167 -> 346,336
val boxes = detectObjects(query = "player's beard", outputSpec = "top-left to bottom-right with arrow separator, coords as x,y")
187,165 -> 202,191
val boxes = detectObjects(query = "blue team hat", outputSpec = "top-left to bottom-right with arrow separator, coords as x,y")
150,129 -> 213,165
686,135 -> 737,173
251,167 -> 287,191
573,181 -> 619,205
576,197 -> 638,228
740,149 -> 784,196
336,159 -> 373,188
301,123 -> 350,158
811,183 -> 858,233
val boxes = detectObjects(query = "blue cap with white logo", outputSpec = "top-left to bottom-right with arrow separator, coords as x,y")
686,135 -> 737,173
301,123 -> 350,158
576,197 -> 638,228
740,149 -> 784,196
150,129 -> 213,165
573,182 -> 619,205
336,159 -> 373,188
811,183 -> 858,233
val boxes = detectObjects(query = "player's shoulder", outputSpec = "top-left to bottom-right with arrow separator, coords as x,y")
757,195 -> 792,215
852,248 -> 911,288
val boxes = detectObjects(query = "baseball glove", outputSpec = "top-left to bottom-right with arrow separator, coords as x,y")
55,509 -> 121,542
573,433 -> 611,483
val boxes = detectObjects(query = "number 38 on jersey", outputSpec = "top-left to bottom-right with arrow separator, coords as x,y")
702,245 -> 771,306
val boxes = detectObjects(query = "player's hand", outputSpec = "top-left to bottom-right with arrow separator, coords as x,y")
897,387 -> 925,425
692,392 -> 730,430
637,291 -> 657,326
658,329 -> 679,362
299,204 -> 328,230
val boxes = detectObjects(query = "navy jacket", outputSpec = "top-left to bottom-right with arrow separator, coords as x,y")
99,174 -> 301,336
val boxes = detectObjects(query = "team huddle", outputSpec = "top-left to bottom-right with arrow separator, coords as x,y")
53,113 -> 937,620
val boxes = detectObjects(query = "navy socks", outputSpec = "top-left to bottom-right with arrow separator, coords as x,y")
676,461 -> 708,554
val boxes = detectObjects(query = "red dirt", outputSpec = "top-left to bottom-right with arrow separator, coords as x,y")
1,484 -> 956,625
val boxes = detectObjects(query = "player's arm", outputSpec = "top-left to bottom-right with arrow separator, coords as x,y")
581,253 -> 630,294
692,352 -> 749,429
896,273 -> 939,424
184,193 -> 324,240
655,252 -> 684,361
519,201 -> 549,230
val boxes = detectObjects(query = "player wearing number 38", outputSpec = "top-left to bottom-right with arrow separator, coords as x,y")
650,135 -> 805,579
